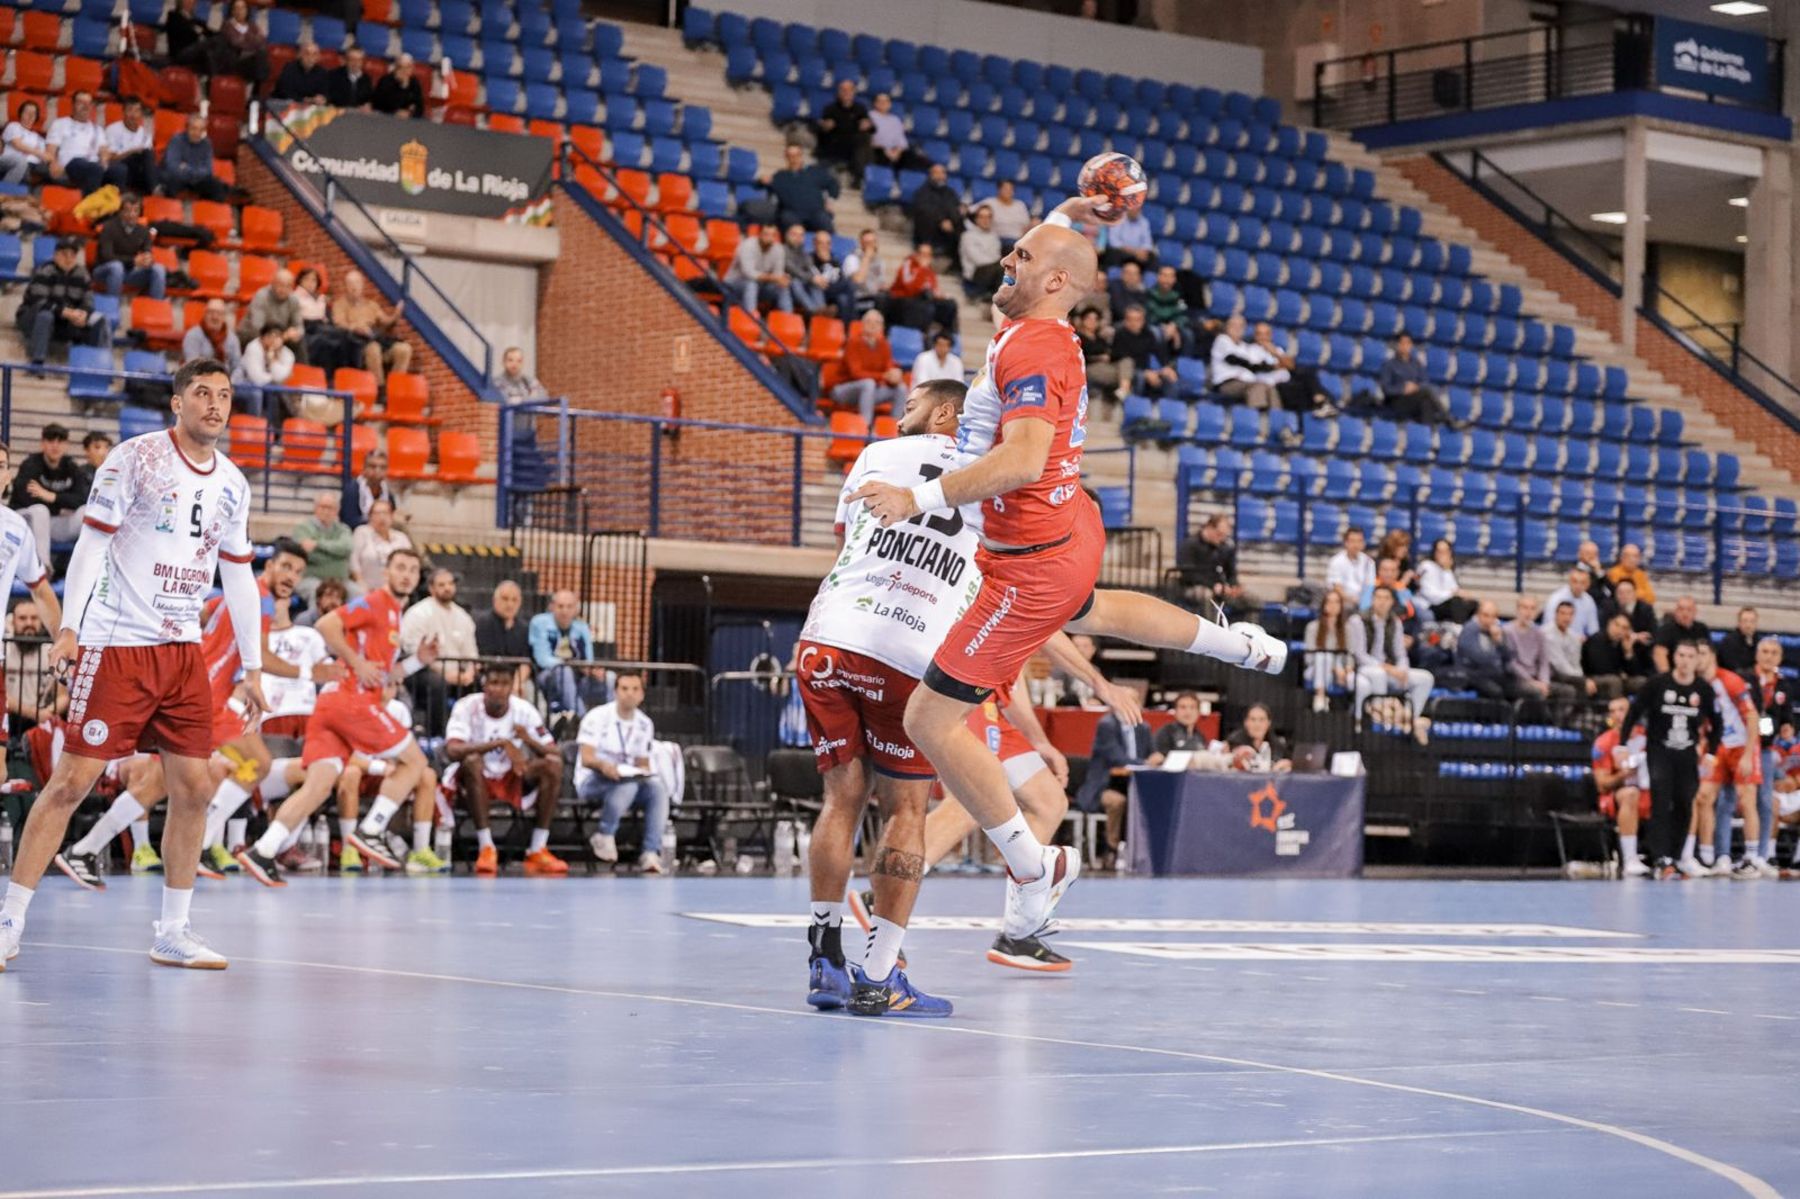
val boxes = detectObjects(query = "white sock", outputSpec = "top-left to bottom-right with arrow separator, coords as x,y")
1698,844 -> 1715,866
1681,834 -> 1697,860
261,760 -> 298,801
70,792 -> 147,856
476,828 -> 495,850
130,818 -> 151,848
279,823 -> 305,853
203,780 -> 254,849
359,796 -> 401,837
160,886 -> 192,928
864,916 -> 906,980
810,900 -> 843,927
983,810 -> 1046,880
528,828 -> 549,853
2,881 -> 33,923
1620,834 -> 1637,861
340,817 -> 357,840
414,822 -> 432,853
226,817 -> 247,850
1188,615 -> 1251,663
252,820 -> 291,858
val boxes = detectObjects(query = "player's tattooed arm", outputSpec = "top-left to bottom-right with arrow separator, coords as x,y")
871,847 -> 925,882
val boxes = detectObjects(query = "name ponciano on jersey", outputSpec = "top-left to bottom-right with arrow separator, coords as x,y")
865,523 -> 970,588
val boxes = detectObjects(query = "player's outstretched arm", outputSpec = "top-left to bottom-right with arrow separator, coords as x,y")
219,556 -> 267,714
850,419 -> 1054,528
51,522 -> 110,671
1040,629 -> 1143,728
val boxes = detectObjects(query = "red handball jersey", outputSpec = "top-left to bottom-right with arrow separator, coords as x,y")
333,587 -> 404,695
957,318 -> 1091,547
200,581 -> 274,707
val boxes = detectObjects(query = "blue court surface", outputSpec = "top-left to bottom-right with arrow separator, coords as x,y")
2,875 -> 1797,1198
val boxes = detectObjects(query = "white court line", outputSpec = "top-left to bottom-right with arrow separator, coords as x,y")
1752,1013 -> 1798,1022
19,939 -> 1781,1199
0,1130 -> 1554,1198
682,914 -> 1643,938
1679,1007 -> 1732,1016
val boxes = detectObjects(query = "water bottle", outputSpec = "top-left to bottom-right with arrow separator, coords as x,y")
0,810 -> 13,875
312,816 -> 330,874
659,817 -> 677,874
434,822 -> 453,868
772,820 -> 796,874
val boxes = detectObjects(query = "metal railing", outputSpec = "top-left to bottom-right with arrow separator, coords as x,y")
255,106 -> 498,391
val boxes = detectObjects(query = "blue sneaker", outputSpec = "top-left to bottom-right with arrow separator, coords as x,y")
807,955 -> 852,1010
847,964 -> 952,1018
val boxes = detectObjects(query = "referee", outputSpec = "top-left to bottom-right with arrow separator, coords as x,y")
1622,640 -> 1719,878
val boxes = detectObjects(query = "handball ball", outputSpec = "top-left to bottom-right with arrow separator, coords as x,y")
1077,152 -> 1148,221
1231,744 -> 1257,771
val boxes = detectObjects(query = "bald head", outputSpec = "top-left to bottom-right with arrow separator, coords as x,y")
994,223 -> 1099,321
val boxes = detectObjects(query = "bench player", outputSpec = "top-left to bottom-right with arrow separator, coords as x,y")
3,359 -> 266,971
443,664 -> 567,876
1591,695 -> 1650,878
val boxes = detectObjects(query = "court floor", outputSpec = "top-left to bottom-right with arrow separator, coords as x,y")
1,873 -> 1796,1198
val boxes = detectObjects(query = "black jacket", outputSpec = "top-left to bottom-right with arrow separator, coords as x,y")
371,74 -> 425,118
1716,629 -> 1759,676
1178,536 -> 1237,592
326,66 -> 374,109
273,61 -> 332,102
10,453 -> 87,515
96,215 -> 153,267
20,263 -> 93,319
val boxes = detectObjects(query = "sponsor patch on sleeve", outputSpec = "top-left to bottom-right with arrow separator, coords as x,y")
1001,373 -> 1048,411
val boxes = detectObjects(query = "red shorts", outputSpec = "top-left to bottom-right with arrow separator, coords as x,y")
795,640 -> 930,778
1598,786 -> 1652,820
300,688 -> 413,767
967,703 -> 1035,761
262,714 -> 308,739
1706,744 -> 1762,788
930,495 -> 1105,695
66,643 -> 212,760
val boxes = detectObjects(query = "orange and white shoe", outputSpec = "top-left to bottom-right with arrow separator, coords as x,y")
524,848 -> 569,876
474,844 -> 500,876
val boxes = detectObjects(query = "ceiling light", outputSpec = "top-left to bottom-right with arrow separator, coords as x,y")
1737,234 -> 1749,243
1711,2 -> 1768,16
1730,196 -> 1749,207
1591,211 -> 1628,224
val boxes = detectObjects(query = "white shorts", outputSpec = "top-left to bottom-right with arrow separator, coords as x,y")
1778,790 -> 1800,819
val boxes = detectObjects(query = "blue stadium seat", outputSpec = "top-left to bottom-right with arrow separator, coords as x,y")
120,407 -> 166,442
1190,401 -> 1227,444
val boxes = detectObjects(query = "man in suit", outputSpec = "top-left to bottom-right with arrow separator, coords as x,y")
327,45 -> 375,110
1074,712 -> 1152,866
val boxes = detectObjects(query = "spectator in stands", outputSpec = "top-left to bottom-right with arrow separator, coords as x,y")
575,670 -> 669,873
182,298 -> 242,376
1144,265 -> 1186,350
1108,260 -> 1148,318
275,41 -> 331,104
328,45 -> 376,110
1457,601 -> 1517,702
1227,704 -> 1291,772
349,499 -> 414,593
80,431 -> 111,478
1177,513 -> 1247,618
1326,527 -> 1375,608
161,112 -> 228,202
474,580 -> 532,686
530,588 -> 609,718
401,567 -> 479,731
164,0 -> 215,73
233,322 -> 295,419
216,0 -> 270,88
1541,566 -> 1600,639
5,597 -> 65,731
886,243 -> 957,337
344,448 -> 407,532
1304,587 -> 1354,712
1363,556 -> 1418,632
239,269 -> 306,362
1718,607 -> 1760,675
1376,530 -> 1416,588
1415,538 -> 1475,623
804,230 -> 845,316
333,270 -> 413,384
293,491 -> 354,600
1146,692 -> 1210,768
372,54 -> 426,119
102,97 -> 158,196
46,91 -> 109,196
813,79 -> 871,177
1377,333 -> 1444,424
1253,320 -> 1333,414
910,331 -> 963,385
1209,313 -> 1277,409
724,223 -> 791,314
1574,539 -> 1614,608
779,224 -> 825,314
831,310 -> 905,427
10,423 -> 86,573
1652,595 -> 1710,674
0,100 -> 49,187
1607,542 -> 1656,605
866,92 -> 919,173
1582,611 -> 1648,700
1352,584 -> 1434,730
1109,305 -> 1178,397
988,179 -> 1031,250
93,194 -> 166,301
17,238 -> 111,370
1607,577 -> 1657,651
1543,598 -> 1594,708
1504,595 -> 1557,712
291,265 -> 343,365
296,576 -> 346,627
910,163 -> 963,258
1592,695 -> 1650,876
763,144 -> 839,233
495,346 -> 547,405
1075,307 -> 1122,402
840,228 -> 887,317
1100,205 -> 1155,269
959,206 -> 1004,301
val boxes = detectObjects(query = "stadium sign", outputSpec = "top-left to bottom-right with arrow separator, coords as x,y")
268,105 -> 555,224
1654,17 -> 1775,109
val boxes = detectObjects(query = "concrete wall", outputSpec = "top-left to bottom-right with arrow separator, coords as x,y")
708,0 -> 1263,96
1651,242 -> 1746,343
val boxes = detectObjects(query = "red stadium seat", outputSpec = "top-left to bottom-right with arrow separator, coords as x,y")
568,125 -> 604,164
129,297 -> 181,348
212,156 -> 236,187
873,416 -> 898,440
660,213 -> 703,258
362,0 -> 395,21
386,427 -> 431,480
726,306 -> 763,349
12,52 -> 56,94
238,206 -> 283,252
208,75 -> 249,118
487,113 -> 525,135
444,70 -> 479,109
383,372 -> 437,424
185,250 -> 231,298
0,11 -> 15,47
61,57 -> 104,97
161,67 -> 201,112
608,168 -> 651,211
21,12 -> 64,51
151,109 -> 187,153
141,195 -> 184,227
345,422 -> 377,474
332,368 -> 379,416
527,118 -> 564,146
435,432 -> 483,483
207,113 -> 242,158
234,255 -> 276,303
654,172 -> 693,213
279,417 -> 333,473
805,315 -> 845,362
228,414 -> 269,469
40,186 -> 83,233
703,219 -> 739,267
765,311 -> 806,354
827,412 -> 868,466
191,201 -> 234,246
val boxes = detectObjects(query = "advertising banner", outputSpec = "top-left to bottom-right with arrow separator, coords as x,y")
1654,17 -> 1776,109
1129,771 -> 1365,877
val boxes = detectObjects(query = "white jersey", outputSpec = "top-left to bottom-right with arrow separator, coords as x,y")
263,624 -> 330,717
445,692 -> 550,779
575,701 -> 656,792
799,434 -> 985,680
74,431 -> 253,647
0,507 -> 46,600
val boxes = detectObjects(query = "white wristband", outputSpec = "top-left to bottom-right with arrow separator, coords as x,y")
299,664 -> 313,683
910,479 -> 947,515
1044,211 -> 1074,229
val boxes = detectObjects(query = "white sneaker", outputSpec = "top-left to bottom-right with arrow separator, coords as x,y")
1621,856 -> 1651,878
1707,856 -> 1734,878
1753,855 -> 1780,879
1002,845 -> 1080,940
637,851 -> 665,875
1229,622 -> 1288,675
0,916 -> 21,969
1676,855 -> 1707,878
1311,693 -> 1329,713
148,921 -> 228,970
589,832 -> 619,863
